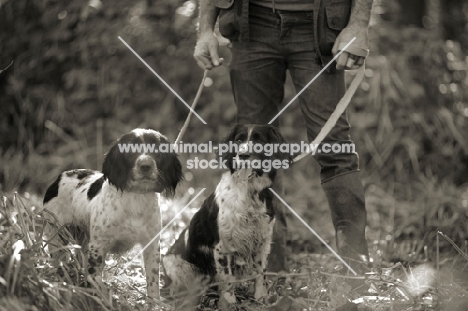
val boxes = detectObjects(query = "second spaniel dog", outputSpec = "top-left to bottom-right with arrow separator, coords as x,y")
162,124 -> 291,308
42,128 -> 183,301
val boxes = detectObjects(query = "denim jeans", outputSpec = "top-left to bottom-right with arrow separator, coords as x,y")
229,3 -> 359,182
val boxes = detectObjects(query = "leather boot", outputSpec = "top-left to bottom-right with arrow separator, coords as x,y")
322,171 -> 370,275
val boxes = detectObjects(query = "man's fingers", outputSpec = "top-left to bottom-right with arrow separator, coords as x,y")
217,57 -> 225,66
346,57 -> 356,69
346,56 -> 364,69
193,33 -> 221,70
208,44 -> 220,67
197,60 -> 212,70
194,56 -> 225,70
336,52 -> 367,70
193,44 -> 212,69
193,36 -> 223,70
356,57 -> 365,66
194,54 -> 213,70
336,52 -> 349,70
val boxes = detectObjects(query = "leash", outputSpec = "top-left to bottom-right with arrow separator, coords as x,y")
292,64 -> 366,163
174,69 -> 209,145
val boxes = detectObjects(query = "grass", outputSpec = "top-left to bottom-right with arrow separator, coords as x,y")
1,179 -> 468,311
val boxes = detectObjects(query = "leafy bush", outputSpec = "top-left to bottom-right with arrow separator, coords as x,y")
0,0 -> 234,193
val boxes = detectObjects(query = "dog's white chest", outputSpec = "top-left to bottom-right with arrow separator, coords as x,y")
93,184 -> 161,245
215,173 -> 271,255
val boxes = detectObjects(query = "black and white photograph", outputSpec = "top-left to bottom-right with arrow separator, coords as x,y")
1,0 -> 468,310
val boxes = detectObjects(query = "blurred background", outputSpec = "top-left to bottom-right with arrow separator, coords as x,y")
1,0 -> 468,263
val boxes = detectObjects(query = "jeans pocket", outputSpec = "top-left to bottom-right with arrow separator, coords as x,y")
215,0 -> 239,40
321,0 -> 351,55
325,1 -> 351,31
215,0 -> 234,9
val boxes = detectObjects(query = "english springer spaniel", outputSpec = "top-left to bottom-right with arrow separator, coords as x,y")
162,124 -> 291,308
42,128 -> 183,301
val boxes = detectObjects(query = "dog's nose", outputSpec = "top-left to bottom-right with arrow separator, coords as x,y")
139,164 -> 151,172
136,156 -> 155,172
238,143 -> 250,159
238,154 -> 250,160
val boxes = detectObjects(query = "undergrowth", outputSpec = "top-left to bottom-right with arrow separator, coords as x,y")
1,190 -> 468,311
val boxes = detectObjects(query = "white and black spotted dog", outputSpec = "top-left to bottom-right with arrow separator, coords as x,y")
162,124 -> 291,308
42,128 -> 183,301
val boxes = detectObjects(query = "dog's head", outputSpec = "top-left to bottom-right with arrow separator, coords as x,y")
102,128 -> 183,195
220,124 -> 292,180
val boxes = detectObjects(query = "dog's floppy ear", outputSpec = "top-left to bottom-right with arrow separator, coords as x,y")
266,125 -> 287,144
139,129 -> 183,197
221,124 -> 243,145
102,138 -> 131,191
217,125 -> 237,158
219,124 -> 244,172
160,151 -> 184,197
267,125 -> 294,164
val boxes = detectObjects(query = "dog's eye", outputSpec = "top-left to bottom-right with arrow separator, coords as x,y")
235,136 -> 244,143
235,134 -> 246,142
252,133 -> 265,143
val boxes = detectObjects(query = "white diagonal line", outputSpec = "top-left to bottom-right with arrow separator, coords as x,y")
269,188 -> 357,275
124,188 -> 206,268
268,37 -> 356,124
118,36 -> 207,125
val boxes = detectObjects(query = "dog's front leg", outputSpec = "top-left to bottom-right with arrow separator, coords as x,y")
143,238 -> 161,302
253,218 -> 275,300
87,238 -> 107,291
214,245 -> 236,309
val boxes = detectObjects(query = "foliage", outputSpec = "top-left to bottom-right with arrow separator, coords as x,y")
352,24 -> 468,187
3,193 -> 468,311
1,0 -> 468,310
0,0 -> 234,193
348,7 -> 468,248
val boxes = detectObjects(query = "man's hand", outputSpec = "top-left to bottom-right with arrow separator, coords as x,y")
332,24 -> 369,70
194,32 -> 224,70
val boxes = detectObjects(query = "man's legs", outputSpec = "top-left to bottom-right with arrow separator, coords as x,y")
228,3 -> 369,274
228,4 -> 290,272
287,57 -> 369,272
229,43 -> 286,125
229,42 -> 289,272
